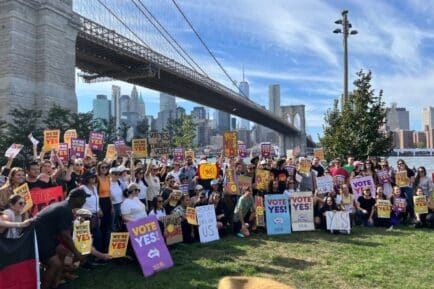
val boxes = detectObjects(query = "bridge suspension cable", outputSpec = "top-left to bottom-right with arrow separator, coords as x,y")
170,0 -> 248,98
132,0 -> 208,76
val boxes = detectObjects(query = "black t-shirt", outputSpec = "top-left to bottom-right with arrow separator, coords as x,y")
35,200 -> 73,238
357,196 -> 376,214
311,165 -> 324,177
66,172 -> 80,194
28,178 -> 56,190
271,168 -> 289,194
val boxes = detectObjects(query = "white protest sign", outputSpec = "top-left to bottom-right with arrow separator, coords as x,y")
325,211 -> 351,234
196,205 -> 219,243
28,133 -> 39,145
290,191 -> 315,231
316,176 -> 334,195
5,144 -> 23,158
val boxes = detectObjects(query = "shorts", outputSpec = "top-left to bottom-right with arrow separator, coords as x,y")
36,233 -> 59,263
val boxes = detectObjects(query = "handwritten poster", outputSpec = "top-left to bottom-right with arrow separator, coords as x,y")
160,214 -> 183,245
298,158 -> 311,175
255,196 -> 265,227
196,205 -> 220,243
5,144 -> 23,159
325,211 -> 351,234
225,168 -> 238,195
186,207 -> 197,225
316,176 -> 334,195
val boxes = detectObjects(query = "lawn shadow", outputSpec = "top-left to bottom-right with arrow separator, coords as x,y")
270,256 -> 316,270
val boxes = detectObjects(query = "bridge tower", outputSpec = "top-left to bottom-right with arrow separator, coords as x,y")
0,0 -> 79,121
280,105 -> 307,157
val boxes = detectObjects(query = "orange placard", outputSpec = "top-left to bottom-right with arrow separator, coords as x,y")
198,163 -> 218,180
132,139 -> 148,158
43,129 -> 60,151
223,131 -> 237,158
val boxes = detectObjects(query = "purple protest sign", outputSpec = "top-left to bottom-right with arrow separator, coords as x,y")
70,138 -> 85,158
127,216 -> 173,277
238,144 -> 247,158
89,131 -> 104,151
173,148 -> 184,161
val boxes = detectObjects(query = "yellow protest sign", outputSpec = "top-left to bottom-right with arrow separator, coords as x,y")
64,129 -> 77,148
12,183 -> 33,213
132,139 -> 148,158
225,168 -> 238,195
314,148 -> 325,160
414,196 -> 428,214
255,196 -> 265,227
299,158 -> 311,175
105,144 -> 117,161
223,131 -> 237,158
186,207 -> 197,225
198,163 -> 218,179
376,199 -> 391,219
395,171 -> 410,187
108,232 -> 129,258
73,221 -> 92,255
43,129 -> 60,151
255,169 -> 270,190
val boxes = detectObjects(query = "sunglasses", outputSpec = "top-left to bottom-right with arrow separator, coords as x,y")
75,163 -> 84,166
157,200 -> 163,203
18,201 -> 26,206
111,172 -> 120,176
134,189 -> 140,192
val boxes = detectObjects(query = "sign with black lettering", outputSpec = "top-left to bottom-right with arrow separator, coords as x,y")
196,205 -> 219,243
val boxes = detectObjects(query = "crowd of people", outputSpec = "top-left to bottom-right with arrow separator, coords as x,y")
0,143 -> 433,289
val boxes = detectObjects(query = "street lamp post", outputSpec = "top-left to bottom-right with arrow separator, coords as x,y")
333,10 -> 357,109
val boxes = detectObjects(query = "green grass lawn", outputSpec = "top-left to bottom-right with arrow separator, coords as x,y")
71,227 -> 433,289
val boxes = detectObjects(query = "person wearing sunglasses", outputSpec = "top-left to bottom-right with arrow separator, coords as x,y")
414,166 -> 433,198
121,183 -> 147,223
96,162 -> 112,251
395,159 -> 415,222
0,195 -> 30,239
109,167 -> 124,232
64,158 -> 84,194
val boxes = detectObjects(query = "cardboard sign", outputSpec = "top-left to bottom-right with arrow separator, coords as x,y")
395,171 -> 410,187
108,232 -> 130,258
238,144 -> 247,158
264,194 -> 291,235
260,143 -> 271,158
393,198 -> 406,213
57,143 -> 69,162
376,170 -> 391,185
28,133 -> 39,145
237,176 -> 252,189
173,148 -> 184,161
148,133 -> 170,155
127,216 -> 174,277
73,221 -> 92,255
12,183 -> 33,213
198,163 -> 218,180
43,129 -> 60,151
132,139 -> 148,158
186,207 -> 197,225
196,205 -> 220,243
377,199 -> 391,219
105,144 -> 117,161
255,196 -> 265,227
313,148 -> 325,160
325,211 -> 351,234
223,131 -> 237,158
185,150 -> 195,162
350,176 -> 376,198
225,168 -> 238,195
316,176 -> 334,195
89,132 -> 104,151
29,186 -> 64,217
298,158 -> 311,175
70,138 -> 85,159
5,144 -> 24,159
255,169 -> 270,191
64,129 -> 77,148
160,214 -> 183,245
290,191 -> 315,231
414,196 -> 428,214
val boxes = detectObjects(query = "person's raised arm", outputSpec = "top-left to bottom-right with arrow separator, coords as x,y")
145,151 -> 155,176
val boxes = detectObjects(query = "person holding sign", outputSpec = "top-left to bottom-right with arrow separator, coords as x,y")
121,183 -> 147,223
396,159 -> 415,221
389,186 -> 408,229
414,187 -> 434,228
0,195 -> 30,238
0,167 -> 26,211
414,167 -> 433,198
173,194 -> 194,243
355,188 -> 376,227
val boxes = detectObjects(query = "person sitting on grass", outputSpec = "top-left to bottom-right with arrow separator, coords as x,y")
414,186 -> 434,228
374,186 -> 390,228
340,184 -> 355,226
317,196 -> 339,230
233,185 -> 255,238
210,192 -> 229,235
355,188 -> 376,227
173,193 -> 194,243
389,186 -> 408,230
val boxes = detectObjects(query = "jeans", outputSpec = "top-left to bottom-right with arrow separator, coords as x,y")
111,203 -> 122,232
356,211 -> 374,227
401,186 -> 415,218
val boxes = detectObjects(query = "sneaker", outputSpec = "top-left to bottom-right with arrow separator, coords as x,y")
386,225 -> 394,232
236,233 -> 245,238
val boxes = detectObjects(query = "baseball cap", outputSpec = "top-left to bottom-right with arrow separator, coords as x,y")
128,183 -> 140,192
68,188 -> 90,199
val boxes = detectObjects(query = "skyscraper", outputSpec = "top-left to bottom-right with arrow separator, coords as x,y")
138,94 -> 146,119
386,103 -> 409,131
112,85 -> 121,129
160,93 -> 177,112
119,95 -> 130,120
239,69 -> 250,129
422,106 -> 434,130
92,95 -> 111,123
192,107 -> 206,121
269,84 -> 281,116
217,110 -> 230,133
130,86 -> 139,114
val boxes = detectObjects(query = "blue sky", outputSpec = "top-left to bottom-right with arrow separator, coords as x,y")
74,0 -> 434,141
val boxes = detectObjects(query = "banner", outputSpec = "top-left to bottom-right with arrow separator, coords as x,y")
376,199 -> 391,219
313,148 -> 325,160
196,205 -> 220,243
223,131 -> 237,158
160,214 -> 183,245
414,196 -> 428,214
64,129 -> 77,148
57,143 -> 69,162
105,144 -> 117,160
43,129 -> 60,151
298,158 -> 311,175
350,176 -> 376,198
173,148 -> 184,161
89,132 -> 104,151
225,168 -> 238,195
376,170 -> 391,185
198,163 -> 218,180
29,186 -> 64,216
237,175 -> 252,189
238,144 -> 247,158
5,144 -> 23,159
73,221 -> 92,255
12,183 -> 33,213
290,192 -> 314,231
316,176 -> 334,195
393,198 -> 406,213
186,207 -> 197,225
70,138 -> 85,159
260,142 -> 271,158
255,196 -> 265,227
264,194 -> 291,235
255,169 -> 270,191
148,132 -> 170,155
325,211 -> 351,234
395,171 -> 410,187
108,232 -> 130,258
127,216 -> 173,277
132,139 -> 148,158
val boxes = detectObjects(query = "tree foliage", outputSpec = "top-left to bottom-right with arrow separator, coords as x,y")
164,115 -> 197,149
320,70 -> 393,160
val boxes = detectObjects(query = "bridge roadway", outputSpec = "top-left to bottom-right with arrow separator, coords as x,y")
75,16 -> 300,136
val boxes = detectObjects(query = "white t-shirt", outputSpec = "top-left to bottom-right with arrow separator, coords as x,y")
144,174 -> 161,201
110,181 -> 124,205
82,185 -> 100,214
121,197 -> 147,221
149,208 -> 167,219
137,180 -> 148,201
168,169 -> 181,183
3,209 -> 22,239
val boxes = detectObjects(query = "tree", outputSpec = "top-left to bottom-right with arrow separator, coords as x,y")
136,118 -> 149,138
320,70 -> 393,160
68,112 -> 94,140
164,115 -> 197,149
43,105 -> 72,134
